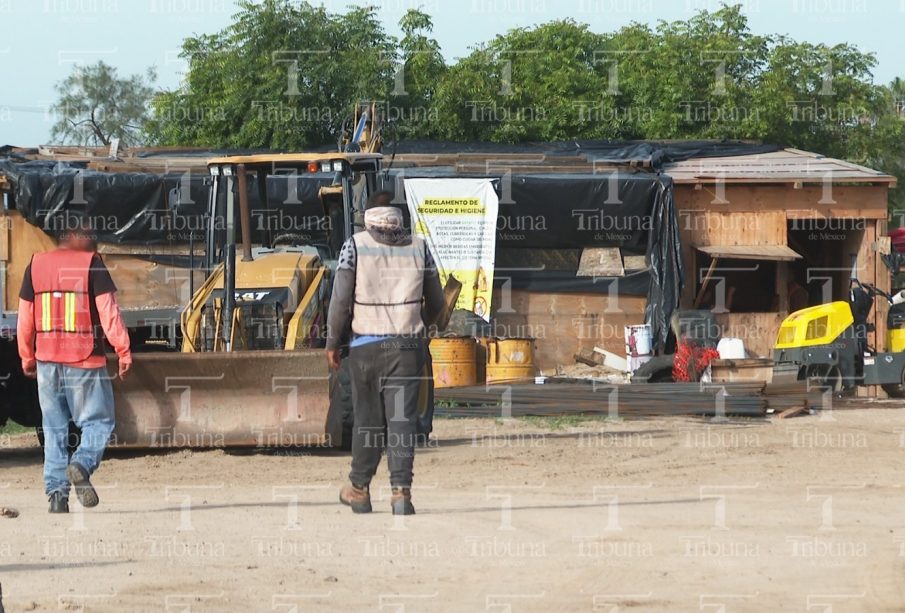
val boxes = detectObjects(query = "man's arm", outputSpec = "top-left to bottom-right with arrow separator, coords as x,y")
16,298 -> 36,377
16,263 -> 36,376
90,255 -> 131,376
95,292 -> 131,367
326,239 -> 356,366
421,249 -> 445,328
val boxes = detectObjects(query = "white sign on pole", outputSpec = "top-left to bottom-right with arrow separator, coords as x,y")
403,178 -> 499,321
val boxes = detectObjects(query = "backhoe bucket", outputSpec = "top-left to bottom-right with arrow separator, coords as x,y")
109,350 -> 334,448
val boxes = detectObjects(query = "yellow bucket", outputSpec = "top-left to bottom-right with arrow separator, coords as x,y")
481,337 -> 536,384
429,337 -> 477,388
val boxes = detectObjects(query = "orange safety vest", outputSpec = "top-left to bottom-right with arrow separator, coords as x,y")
30,249 -> 96,363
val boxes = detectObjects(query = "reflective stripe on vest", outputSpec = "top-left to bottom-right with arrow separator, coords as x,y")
351,231 -> 426,337
36,289 -> 86,333
30,248 -> 96,363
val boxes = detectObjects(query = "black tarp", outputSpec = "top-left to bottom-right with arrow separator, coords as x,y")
2,138 -> 781,346
381,139 -> 781,168
122,139 -> 780,168
0,159 -> 209,244
376,168 -> 683,348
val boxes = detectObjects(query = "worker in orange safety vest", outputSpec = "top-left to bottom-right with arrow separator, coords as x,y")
16,220 -> 131,514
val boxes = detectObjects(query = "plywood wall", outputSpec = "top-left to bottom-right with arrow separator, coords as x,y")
713,312 -> 786,358
2,210 -> 196,316
490,289 -> 646,371
675,184 -> 889,218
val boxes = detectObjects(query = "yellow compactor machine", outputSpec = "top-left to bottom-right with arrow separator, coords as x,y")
773,255 -> 905,397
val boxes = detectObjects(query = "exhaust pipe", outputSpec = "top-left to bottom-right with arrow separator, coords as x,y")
236,164 -> 253,262
222,243 -> 236,352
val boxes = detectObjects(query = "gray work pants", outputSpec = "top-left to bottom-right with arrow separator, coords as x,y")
348,337 -> 425,488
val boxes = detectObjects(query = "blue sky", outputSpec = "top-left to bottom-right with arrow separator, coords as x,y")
1,0 -> 902,145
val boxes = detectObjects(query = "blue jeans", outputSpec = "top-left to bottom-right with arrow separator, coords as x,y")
37,362 -> 115,497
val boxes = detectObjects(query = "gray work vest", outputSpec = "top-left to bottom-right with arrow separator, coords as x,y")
351,231 -> 426,337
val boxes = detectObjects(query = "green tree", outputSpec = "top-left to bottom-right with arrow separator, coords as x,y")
149,1 -> 905,214
147,0 -> 397,149
431,20 -> 612,142
50,61 -> 156,146
390,9 -> 446,139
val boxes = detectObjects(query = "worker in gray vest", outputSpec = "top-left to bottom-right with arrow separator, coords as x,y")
327,191 -> 444,515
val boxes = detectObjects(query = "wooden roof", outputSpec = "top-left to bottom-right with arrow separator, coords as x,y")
2,145 -> 895,187
206,152 -> 381,165
663,148 -> 897,186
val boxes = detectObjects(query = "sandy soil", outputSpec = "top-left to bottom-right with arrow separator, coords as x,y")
1,407 -> 905,613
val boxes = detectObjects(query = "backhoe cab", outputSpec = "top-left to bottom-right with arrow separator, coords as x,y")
181,152 -> 380,354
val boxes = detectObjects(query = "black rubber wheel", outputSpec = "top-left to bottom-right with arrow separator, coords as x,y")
806,364 -> 843,393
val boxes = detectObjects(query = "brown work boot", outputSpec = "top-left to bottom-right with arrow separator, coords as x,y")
391,487 -> 415,516
339,483 -> 372,513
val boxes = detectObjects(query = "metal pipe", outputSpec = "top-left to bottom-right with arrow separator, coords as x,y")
205,174 -> 219,271
222,243 -> 237,352
236,164 -> 253,262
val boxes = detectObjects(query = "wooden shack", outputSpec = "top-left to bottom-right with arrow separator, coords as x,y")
397,147 -> 897,384
668,148 -> 896,361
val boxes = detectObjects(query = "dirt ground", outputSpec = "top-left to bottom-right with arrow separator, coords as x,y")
1,406 -> 905,613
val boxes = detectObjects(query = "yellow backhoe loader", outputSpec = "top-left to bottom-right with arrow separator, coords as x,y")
111,105 -> 385,447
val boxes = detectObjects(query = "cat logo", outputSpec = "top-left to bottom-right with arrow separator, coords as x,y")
237,291 -> 269,302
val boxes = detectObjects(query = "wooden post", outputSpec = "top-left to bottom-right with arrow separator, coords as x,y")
694,258 -> 719,308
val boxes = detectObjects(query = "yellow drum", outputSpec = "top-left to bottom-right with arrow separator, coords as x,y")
429,337 -> 477,388
481,337 -> 536,384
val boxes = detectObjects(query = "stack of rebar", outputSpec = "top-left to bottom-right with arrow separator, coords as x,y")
435,379 -> 826,419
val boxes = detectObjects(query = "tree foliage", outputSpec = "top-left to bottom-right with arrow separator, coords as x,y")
146,2 -> 905,207
50,61 -> 156,146
146,0 -> 397,149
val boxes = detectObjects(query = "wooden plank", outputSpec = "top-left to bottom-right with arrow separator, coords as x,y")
623,254 -> 647,270
0,213 -> 9,262
3,211 -> 196,316
96,244 -> 205,256
680,210 -> 788,247
696,244 -> 800,260
577,247 -> 623,277
776,405 -> 809,419
693,258 -> 719,308
675,184 -> 889,216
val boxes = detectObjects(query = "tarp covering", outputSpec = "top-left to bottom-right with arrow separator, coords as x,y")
101,139 -> 780,168
1,139 -> 731,347
383,139 -> 781,168
378,169 -> 683,348
0,159 -> 209,244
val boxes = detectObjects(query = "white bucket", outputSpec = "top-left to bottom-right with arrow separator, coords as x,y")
624,324 -> 652,358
